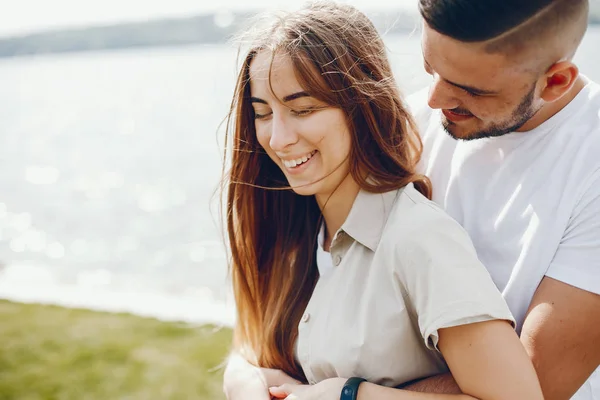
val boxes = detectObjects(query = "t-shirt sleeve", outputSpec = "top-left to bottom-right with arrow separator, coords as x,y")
405,87 -> 431,134
405,87 -> 436,176
546,171 -> 600,295
393,205 -> 515,351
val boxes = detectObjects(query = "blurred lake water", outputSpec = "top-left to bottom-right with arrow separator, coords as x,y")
1,27 -> 599,326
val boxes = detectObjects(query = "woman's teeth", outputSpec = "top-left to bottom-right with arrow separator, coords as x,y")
282,151 -> 316,168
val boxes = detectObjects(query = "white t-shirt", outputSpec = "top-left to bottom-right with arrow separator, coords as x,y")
408,77 -> 600,399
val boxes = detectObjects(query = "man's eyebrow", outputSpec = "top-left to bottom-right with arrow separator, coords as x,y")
424,59 -> 498,95
446,80 -> 498,96
250,91 -> 312,104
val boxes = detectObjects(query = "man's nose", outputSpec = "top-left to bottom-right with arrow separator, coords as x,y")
428,74 -> 460,110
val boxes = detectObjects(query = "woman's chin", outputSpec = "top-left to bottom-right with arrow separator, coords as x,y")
286,174 -> 338,198
289,182 -> 317,197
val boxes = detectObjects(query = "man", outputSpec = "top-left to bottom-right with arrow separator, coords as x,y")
405,1 -> 600,399
224,1 -> 600,399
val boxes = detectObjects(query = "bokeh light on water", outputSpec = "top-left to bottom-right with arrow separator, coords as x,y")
0,26 -> 598,325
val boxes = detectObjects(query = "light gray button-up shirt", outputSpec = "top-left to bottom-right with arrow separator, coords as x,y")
296,184 -> 515,387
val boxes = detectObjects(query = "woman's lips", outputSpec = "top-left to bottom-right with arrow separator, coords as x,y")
283,151 -> 318,175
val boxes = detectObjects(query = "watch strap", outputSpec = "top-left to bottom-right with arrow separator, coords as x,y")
340,377 -> 367,400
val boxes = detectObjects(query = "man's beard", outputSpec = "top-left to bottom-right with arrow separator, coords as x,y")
443,83 -> 540,141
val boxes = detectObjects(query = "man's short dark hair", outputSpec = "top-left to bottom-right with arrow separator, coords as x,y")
418,0 -> 589,44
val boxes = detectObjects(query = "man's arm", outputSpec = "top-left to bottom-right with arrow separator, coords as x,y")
520,277 -> 600,400
525,172 -> 600,399
400,374 -> 461,394
402,277 -> 600,398
406,172 -> 600,396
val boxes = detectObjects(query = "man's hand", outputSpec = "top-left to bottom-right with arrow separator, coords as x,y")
269,378 -> 346,400
520,277 -> 600,400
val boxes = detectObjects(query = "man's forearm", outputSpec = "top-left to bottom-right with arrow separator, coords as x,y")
402,373 -> 463,394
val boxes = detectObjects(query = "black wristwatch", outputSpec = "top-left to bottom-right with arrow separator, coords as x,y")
340,377 -> 366,400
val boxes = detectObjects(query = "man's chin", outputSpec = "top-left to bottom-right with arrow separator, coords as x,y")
442,117 -> 510,141
442,120 -> 477,141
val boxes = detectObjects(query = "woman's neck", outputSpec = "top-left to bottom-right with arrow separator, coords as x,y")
315,175 -> 360,251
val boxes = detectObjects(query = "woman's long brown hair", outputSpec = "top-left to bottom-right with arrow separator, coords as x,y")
221,1 -> 431,382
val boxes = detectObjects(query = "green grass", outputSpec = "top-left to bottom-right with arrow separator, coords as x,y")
0,300 -> 233,400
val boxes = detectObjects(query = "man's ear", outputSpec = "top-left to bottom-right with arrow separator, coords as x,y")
539,61 -> 579,102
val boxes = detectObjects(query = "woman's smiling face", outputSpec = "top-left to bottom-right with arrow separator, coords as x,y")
249,50 -> 353,198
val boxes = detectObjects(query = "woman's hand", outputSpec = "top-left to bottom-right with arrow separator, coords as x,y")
269,377 -> 346,400
223,353 -> 301,400
260,367 -> 302,387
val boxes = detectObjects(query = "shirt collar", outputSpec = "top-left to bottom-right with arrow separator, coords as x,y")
340,185 -> 406,251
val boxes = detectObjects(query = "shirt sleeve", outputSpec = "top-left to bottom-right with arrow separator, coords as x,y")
393,204 -> 515,351
546,170 -> 600,295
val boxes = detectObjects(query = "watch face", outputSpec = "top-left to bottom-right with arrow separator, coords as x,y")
342,386 -> 354,398
341,377 -> 367,400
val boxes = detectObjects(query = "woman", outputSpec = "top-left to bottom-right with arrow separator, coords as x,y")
221,2 -> 544,399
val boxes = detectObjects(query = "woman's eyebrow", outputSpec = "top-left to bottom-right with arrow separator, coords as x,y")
250,97 -> 267,104
250,91 -> 311,105
282,91 -> 311,102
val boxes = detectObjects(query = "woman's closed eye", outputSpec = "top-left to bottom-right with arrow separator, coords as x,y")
253,107 -> 321,120
291,108 -> 315,117
253,108 -> 272,120
290,104 -> 329,117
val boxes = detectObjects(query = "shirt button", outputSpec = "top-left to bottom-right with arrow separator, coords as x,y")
301,312 -> 310,323
334,255 -> 342,266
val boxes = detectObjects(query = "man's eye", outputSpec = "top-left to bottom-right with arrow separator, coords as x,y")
464,89 -> 481,97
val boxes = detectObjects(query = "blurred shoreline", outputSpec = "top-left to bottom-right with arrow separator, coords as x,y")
2,25 -> 599,334
2,8 -> 598,59
0,9 -> 435,58
0,263 -> 236,327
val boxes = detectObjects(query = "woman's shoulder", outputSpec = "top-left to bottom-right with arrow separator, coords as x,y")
391,184 -> 463,229
382,183 -> 476,254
